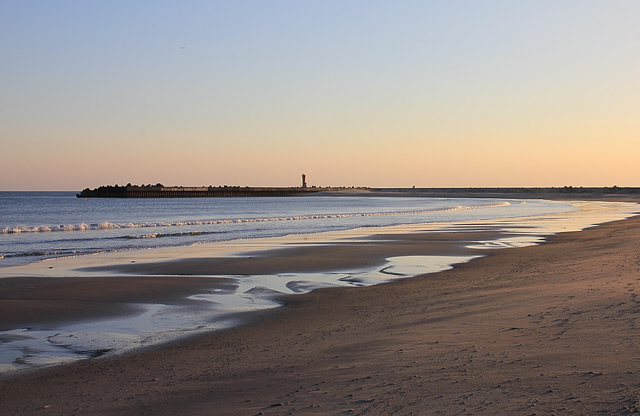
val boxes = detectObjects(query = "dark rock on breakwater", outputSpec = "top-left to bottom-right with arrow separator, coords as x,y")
77,185 -> 321,198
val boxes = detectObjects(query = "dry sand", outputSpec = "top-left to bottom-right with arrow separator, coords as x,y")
1,205 -> 640,414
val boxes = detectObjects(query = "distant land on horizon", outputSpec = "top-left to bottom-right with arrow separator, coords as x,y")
75,184 -> 640,199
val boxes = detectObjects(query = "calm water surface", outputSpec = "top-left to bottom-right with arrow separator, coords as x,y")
0,192 -> 576,268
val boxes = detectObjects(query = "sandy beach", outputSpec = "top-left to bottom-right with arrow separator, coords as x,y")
1,197 -> 640,414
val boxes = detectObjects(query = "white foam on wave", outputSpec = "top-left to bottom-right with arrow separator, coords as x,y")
2,223 -> 92,234
1,201 -> 511,235
139,233 -> 161,239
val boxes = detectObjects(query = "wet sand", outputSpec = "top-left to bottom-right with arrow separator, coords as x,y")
83,231 -> 506,276
0,275 -> 236,331
1,201 -> 640,414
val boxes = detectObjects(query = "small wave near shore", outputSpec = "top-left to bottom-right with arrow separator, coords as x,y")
1,201 -> 511,235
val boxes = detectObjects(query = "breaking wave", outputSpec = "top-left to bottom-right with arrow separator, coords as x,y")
1,202 -> 510,235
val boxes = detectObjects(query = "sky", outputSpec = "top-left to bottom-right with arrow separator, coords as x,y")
1,1 -> 639,190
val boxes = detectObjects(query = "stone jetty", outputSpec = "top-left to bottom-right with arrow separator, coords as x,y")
77,185 -> 320,198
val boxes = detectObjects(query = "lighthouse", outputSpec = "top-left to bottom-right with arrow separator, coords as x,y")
302,174 -> 307,188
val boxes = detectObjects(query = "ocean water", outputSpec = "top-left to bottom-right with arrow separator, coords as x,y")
0,192 -> 576,268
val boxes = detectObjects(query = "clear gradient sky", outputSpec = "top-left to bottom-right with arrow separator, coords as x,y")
2,1 -> 639,190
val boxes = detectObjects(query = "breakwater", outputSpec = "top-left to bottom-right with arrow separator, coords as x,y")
77,185 -> 320,198
77,185 -> 640,199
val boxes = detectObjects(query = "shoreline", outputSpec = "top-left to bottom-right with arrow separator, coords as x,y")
0,200 -> 637,365
1,197 -> 639,414
0,200 -> 633,336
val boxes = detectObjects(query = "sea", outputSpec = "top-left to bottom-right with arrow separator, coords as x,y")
1,191 -> 577,269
